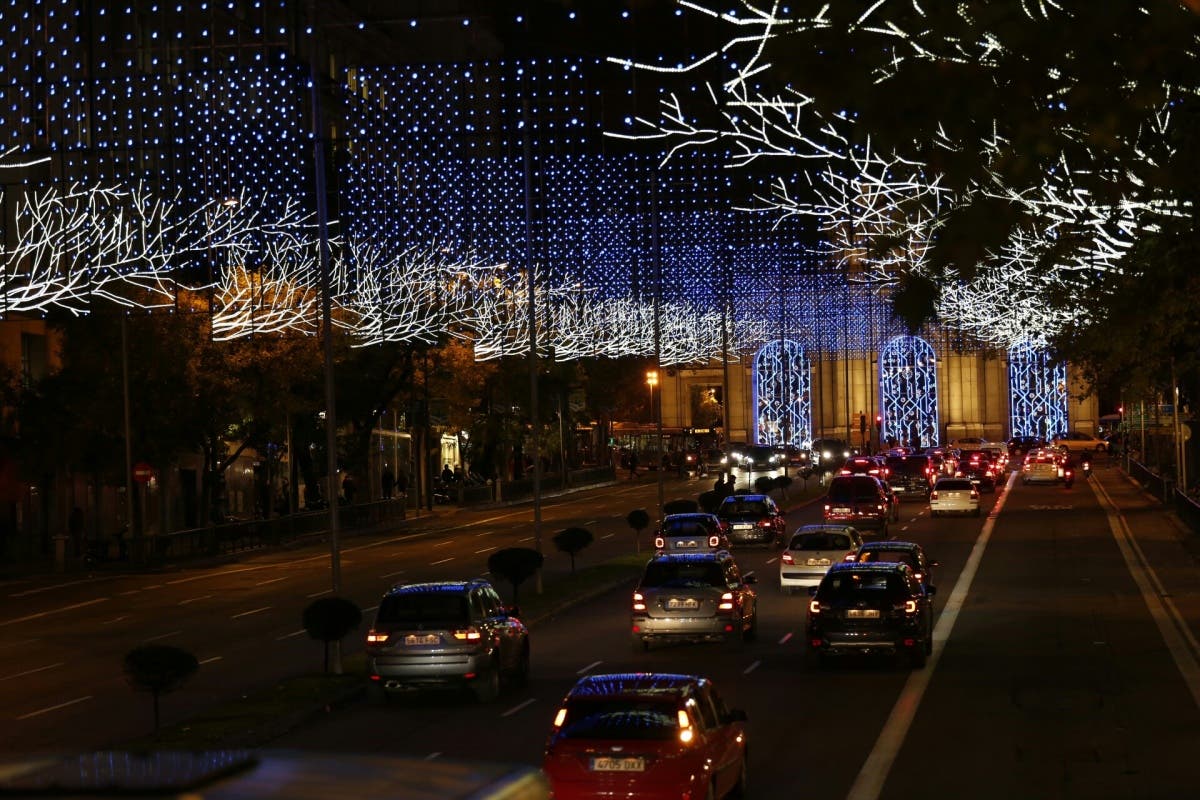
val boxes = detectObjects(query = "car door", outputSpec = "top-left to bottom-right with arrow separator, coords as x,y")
698,684 -> 743,795
480,586 -> 523,670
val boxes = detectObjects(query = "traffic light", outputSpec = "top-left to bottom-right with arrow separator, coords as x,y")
875,414 -> 883,431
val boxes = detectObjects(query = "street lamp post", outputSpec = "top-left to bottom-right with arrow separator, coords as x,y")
647,368 -> 664,515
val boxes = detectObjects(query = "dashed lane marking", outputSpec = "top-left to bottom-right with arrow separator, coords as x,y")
430,558 -> 455,566
306,589 -> 332,598
255,577 -> 287,587
0,598 -> 108,628
16,695 -> 93,720
778,632 -> 793,645
379,570 -> 405,579
744,660 -> 761,675
179,595 -> 211,605
0,662 -> 63,682
144,630 -> 181,642
501,698 -> 537,718
577,661 -> 603,675
199,656 -> 222,665
276,630 -> 306,641
231,607 -> 271,619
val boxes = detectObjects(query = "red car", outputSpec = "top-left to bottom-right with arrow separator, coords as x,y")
543,672 -> 748,800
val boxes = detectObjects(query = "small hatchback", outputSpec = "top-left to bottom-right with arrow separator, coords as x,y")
542,672 -> 748,800
779,525 -> 864,593
929,477 -> 980,516
365,580 -> 529,703
631,551 -> 758,651
806,562 -> 936,668
654,513 -> 729,554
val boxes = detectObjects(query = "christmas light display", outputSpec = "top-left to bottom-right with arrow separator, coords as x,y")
1007,341 -> 1069,440
879,335 -> 940,448
753,340 -> 812,447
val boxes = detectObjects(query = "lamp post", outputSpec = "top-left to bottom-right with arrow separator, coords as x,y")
647,368 -> 664,515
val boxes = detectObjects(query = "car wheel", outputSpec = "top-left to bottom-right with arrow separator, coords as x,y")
473,663 -> 501,703
729,754 -> 748,799
974,507 -> 981,517
925,633 -> 934,656
804,647 -> 825,671
744,611 -> 758,642
509,643 -> 530,688
780,584 -> 793,596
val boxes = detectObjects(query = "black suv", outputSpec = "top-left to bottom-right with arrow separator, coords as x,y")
852,540 -> 938,593
365,580 -> 529,703
805,562 -> 935,668
885,454 -> 934,502
716,493 -> 787,546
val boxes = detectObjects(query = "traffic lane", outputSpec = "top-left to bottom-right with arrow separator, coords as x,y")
0,482 -> 673,750
884,477 -> 1200,799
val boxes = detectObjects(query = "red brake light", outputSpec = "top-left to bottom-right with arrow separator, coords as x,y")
452,627 -> 482,641
970,489 -> 979,499
718,592 -> 735,611
930,491 -> 938,500
708,535 -> 720,547
366,631 -> 388,644
781,552 -> 794,564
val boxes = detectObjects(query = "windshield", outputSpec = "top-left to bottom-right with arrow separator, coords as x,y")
641,560 -> 727,589
818,571 -> 905,601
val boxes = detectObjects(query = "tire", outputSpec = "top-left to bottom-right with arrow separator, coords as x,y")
910,644 -> 927,669
973,507 -> 981,517
744,611 -> 758,642
509,644 -> 530,688
729,755 -> 748,799
804,648 -> 825,671
473,663 -> 501,704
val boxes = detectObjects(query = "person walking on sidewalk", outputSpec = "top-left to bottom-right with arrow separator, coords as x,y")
628,450 -> 639,479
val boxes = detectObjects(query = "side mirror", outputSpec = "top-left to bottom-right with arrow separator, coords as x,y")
742,572 -> 757,585
807,585 -> 820,597
722,708 -> 749,724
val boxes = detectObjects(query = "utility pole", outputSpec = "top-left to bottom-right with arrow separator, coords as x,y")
522,97 -> 543,593
651,170 -> 664,518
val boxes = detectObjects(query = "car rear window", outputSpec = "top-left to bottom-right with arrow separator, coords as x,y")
935,479 -> 973,490
559,700 -> 678,741
858,550 -> 913,566
828,479 -> 880,502
886,457 -> 929,475
376,592 -> 469,626
663,521 -> 711,537
720,500 -> 768,516
641,560 -> 727,589
818,571 -> 905,599
793,533 -> 852,551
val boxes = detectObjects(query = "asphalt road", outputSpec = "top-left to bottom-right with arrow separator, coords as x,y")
271,463 -> 1200,800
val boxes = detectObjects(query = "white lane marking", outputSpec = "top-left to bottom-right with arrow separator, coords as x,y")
142,585 -> 163,590
102,616 -> 128,625
379,570 -> 405,579
0,598 -> 108,629
901,526 -> 910,531
255,577 -> 287,587
583,520 -> 597,526
430,558 -> 454,566
778,632 -> 793,645
9,577 -> 110,598
231,607 -> 271,619
306,589 -> 332,598
501,698 -> 537,718
363,606 -> 378,614
179,595 -> 211,605
765,557 -> 778,565
475,547 -> 496,554
144,630 -> 181,642
476,531 -> 491,537
433,540 -> 453,547
117,590 -> 139,596
743,660 -> 761,675
276,629 -> 306,641
16,695 -> 93,720
577,661 -> 603,675
199,656 -> 223,665
425,752 -> 441,761
846,470 -> 1016,800
601,533 -> 614,540
1093,476 -> 1200,708
0,662 -> 63,682
519,537 -> 533,543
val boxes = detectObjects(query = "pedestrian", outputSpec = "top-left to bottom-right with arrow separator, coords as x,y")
342,473 -> 357,505
381,468 -> 395,499
441,463 -> 454,485
714,473 -> 726,493
628,450 -> 639,478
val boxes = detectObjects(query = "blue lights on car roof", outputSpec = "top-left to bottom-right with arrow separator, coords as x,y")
569,673 -> 702,698
649,551 -> 728,563
386,581 -> 476,595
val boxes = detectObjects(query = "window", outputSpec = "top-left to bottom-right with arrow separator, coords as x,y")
377,592 -> 469,626
642,560 -> 726,589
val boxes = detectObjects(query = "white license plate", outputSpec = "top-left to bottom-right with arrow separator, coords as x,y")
806,558 -> 831,566
591,757 -> 645,772
404,634 -> 440,645
845,609 -> 880,619
666,598 -> 700,610
832,507 -> 851,514
733,523 -> 752,530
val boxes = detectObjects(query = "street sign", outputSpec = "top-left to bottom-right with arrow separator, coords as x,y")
133,462 -> 155,483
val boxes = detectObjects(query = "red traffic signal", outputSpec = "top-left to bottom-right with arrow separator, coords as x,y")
874,414 -> 883,431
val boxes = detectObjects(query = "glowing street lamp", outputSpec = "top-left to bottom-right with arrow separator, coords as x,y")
646,369 -> 659,422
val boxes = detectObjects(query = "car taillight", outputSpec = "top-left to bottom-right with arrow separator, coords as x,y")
757,519 -> 771,527
452,627 -> 482,641
718,592 -> 735,611
654,536 -> 665,549
708,535 -> 720,547
678,709 -> 695,744
365,631 -> 388,644
894,600 -> 918,614
633,592 -> 646,612
970,489 -> 979,499
553,707 -> 567,727
913,572 -> 923,582
930,491 -> 938,500
824,504 -> 832,513
877,504 -> 885,512
781,552 -> 794,564
808,599 -> 821,614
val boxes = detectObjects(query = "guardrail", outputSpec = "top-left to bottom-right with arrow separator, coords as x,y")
1125,458 -> 1200,537
1174,489 -> 1200,537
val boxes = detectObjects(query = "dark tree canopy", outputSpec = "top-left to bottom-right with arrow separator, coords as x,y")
553,526 -> 594,574
488,547 -> 545,605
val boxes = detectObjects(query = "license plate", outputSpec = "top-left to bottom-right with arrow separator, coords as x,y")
403,634 -> 440,645
591,757 -> 645,772
806,558 -> 831,566
845,609 -> 880,618
673,540 -> 698,549
666,598 -> 700,610
733,523 -> 752,530
832,507 -> 851,514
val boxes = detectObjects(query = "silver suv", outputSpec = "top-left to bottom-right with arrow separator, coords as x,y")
365,580 -> 529,703
631,551 -> 758,651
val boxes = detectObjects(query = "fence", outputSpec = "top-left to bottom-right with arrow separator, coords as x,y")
1126,457 -> 1200,538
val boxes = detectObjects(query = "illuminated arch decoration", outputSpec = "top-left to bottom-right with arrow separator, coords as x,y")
753,340 -> 811,447
1007,342 -> 1069,439
879,336 -> 940,448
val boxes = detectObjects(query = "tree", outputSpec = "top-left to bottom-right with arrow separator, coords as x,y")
663,498 -> 699,515
487,547 -> 544,607
754,475 -> 776,495
553,526 -> 594,574
302,596 -> 363,674
773,475 -> 794,498
122,644 -> 199,732
625,508 -> 650,553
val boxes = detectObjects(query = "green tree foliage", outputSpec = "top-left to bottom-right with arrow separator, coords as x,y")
487,547 -> 544,606
553,526 -> 594,574
625,508 -> 650,553
302,596 -> 363,674
754,475 -> 776,495
122,644 -> 199,732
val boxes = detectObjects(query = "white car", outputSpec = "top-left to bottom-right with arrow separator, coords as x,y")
929,477 -> 980,517
1052,431 -> 1108,453
779,524 -> 863,593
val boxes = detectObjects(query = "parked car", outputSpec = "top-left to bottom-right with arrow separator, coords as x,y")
715,493 -> 787,547
654,512 -> 729,553
822,475 -> 892,535
805,561 -> 936,668
631,551 -> 758,651
1052,431 -> 1109,453
853,540 -> 938,593
929,476 -> 980,517
365,579 -> 529,703
779,524 -> 864,594
542,672 -> 748,800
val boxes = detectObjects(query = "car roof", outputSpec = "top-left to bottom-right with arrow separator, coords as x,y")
567,672 -> 705,701
663,513 -> 718,522
825,561 -> 912,576
383,580 -> 485,597
720,493 -> 770,502
858,540 -> 921,553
